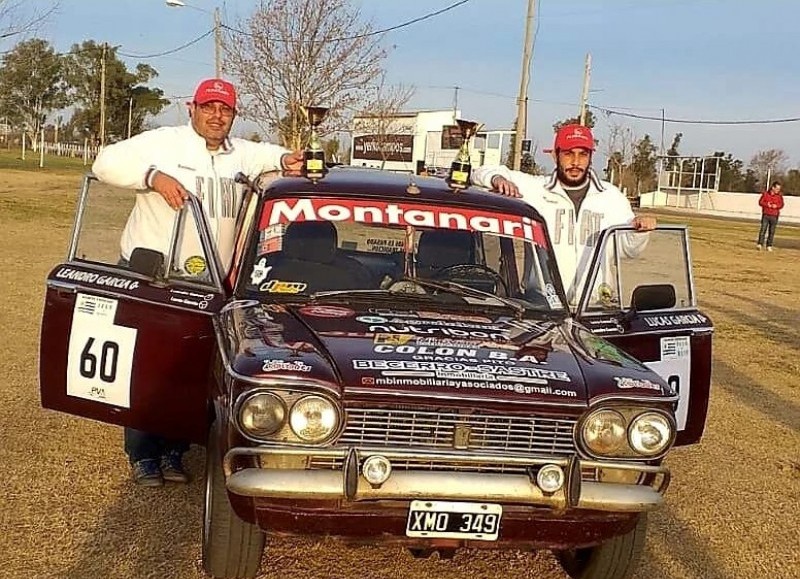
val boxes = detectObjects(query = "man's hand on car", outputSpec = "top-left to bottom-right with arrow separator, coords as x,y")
151,171 -> 190,210
489,175 -> 521,198
281,150 -> 305,175
632,215 -> 657,231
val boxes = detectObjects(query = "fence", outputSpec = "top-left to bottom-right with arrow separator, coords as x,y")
639,190 -> 800,224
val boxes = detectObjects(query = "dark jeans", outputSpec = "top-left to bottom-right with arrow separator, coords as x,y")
124,428 -> 190,463
757,215 -> 778,246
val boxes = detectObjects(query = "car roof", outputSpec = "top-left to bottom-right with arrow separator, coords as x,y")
261,166 -> 546,226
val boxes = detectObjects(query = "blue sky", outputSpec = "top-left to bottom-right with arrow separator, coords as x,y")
6,0 -> 800,168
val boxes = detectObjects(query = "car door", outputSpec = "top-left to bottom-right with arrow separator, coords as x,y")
575,225 -> 713,446
39,175 -> 227,444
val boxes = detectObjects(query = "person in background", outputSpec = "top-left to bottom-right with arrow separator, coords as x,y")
472,123 -> 656,305
92,78 -> 303,487
756,181 -> 784,251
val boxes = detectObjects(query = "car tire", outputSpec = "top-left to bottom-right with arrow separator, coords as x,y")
202,421 -> 265,579
556,514 -> 647,579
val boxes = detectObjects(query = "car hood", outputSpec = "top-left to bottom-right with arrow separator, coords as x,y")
221,301 -> 671,406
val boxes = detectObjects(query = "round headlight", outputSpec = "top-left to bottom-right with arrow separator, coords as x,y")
582,409 -> 627,456
536,464 -> 565,493
362,455 -> 392,486
629,412 -> 673,456
289,395 -> 339,442
239,393 -> 286,438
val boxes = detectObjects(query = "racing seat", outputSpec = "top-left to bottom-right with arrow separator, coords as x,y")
268,221 -> 373,292
416,230 -> 476,279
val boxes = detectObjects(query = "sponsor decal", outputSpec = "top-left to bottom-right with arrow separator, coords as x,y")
299,305 -> 354,318
168,288 -> 215,310
250,258 -> 272,285
366,238 -> 404,254
660,336 -> 690,360
363,375 -> 577,397
184,255 -> 207,275
262,359 -> 312,373
259,224 -> 285,255
260,280 -> 307,294
373,333 -> 415,346
369,324 -> 508,341
353,360 -> 570,382
356,315 -> 387,324
55,267 -> 140,291
642,314 -> 709,328
260,198 -> 548,245
613,376 -> 661,391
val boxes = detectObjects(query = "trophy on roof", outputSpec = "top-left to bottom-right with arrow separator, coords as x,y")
302,106 -> 329,181
447,118 -> 483,191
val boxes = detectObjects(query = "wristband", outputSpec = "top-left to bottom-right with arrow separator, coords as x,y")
144,166 -> 159,189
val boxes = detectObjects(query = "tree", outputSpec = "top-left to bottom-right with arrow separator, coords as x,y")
224,0 -> 388,150
62,41 -> 168,143
630,134 -> 657,194
712,151 -> 751,192
665,132 -> 682,170
0,38 -> 66,144
781,168 -> 800,196
602,122 -> 635,190
553,110 -> 597,131
0,1 -> 57,41
749,148 -> 788,190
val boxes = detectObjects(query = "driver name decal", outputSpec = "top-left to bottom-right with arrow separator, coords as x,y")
55,267 -> 140,291
261,198 -> 547,245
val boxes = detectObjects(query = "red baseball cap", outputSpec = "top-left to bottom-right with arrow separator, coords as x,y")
549,123 -> 595,152
193,78 -> 236,109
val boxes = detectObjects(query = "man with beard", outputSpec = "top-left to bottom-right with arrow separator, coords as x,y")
472,124 -> 656,306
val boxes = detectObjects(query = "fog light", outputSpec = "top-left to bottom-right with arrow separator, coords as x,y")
536,464 -> 565,493
362,455 -> 392,486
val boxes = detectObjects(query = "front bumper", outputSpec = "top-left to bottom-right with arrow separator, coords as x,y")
224,447 -> 669,513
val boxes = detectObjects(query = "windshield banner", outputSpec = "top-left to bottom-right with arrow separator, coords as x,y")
260,198 -> 547,246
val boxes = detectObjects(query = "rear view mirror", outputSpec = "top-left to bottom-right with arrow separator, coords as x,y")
630,284 -> 676,312
128,248 -> 165,279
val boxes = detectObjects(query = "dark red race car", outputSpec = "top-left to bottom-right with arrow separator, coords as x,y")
39,167 -> 713,579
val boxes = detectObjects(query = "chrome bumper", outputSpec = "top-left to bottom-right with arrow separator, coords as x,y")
224,447 -> 669,513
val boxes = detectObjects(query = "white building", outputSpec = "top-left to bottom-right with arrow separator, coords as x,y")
350,109 -> 513,174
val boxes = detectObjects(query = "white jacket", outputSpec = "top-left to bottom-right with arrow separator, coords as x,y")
92,124 -> 288,272
472,165 -> 643,305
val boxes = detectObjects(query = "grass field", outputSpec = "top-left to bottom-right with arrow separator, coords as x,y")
0,161 -> 798,579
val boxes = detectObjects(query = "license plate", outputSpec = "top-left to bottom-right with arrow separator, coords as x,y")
405,500 -> 502,541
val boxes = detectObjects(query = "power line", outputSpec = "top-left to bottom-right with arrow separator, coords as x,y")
118,29 -> 214,59
222,0 -> 474,42
591,105 -> 800,125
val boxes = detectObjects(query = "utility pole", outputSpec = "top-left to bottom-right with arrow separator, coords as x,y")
99,42 -> 107,146
214,7 -> 222,77
452,85 -> 459,122
127,96 -> 134,139
513,0 -> 536,171
579,53 -> 592,126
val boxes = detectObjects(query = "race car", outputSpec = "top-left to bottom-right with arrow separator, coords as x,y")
39,167 -> 712,579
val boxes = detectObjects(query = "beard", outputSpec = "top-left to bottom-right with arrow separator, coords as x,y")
556,165 -> 589,187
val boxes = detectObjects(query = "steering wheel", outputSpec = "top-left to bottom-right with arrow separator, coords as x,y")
431,264 -> 509,297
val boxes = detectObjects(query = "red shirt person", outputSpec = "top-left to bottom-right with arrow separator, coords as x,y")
756,181 -> 784,251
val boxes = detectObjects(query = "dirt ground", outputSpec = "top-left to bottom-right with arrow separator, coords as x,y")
1,167 -> 798,579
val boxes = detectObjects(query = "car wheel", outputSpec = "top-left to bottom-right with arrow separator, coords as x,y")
202,421 -> 265,578
556,514 -> 647,579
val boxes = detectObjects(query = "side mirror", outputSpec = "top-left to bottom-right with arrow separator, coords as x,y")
630,284 -> 676,312
128,248 -> 165,279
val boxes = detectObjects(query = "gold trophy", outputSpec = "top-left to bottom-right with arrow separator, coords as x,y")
447,119 -> 482,190
303,106 -> 329,181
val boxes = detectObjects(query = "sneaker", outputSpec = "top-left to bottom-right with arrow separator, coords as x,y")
756,244 -> 762,251
131,459 -> 163,487
767,246 -> 773,252
160,451 -> 189,483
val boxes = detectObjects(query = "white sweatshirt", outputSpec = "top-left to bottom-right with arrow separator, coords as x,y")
92,124 -> 288,272
472,165 -> 644,306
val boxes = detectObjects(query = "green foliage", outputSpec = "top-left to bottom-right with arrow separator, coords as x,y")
630,134 -> 657,193
62,41 -> 169,143
552,110 -> 596,130
0,39 -> 67,137
665,132 -> 682,170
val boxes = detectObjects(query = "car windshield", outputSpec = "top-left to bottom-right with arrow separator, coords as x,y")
237,195 -> 565,312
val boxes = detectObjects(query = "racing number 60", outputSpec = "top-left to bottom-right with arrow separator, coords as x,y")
80,337 -> 119,383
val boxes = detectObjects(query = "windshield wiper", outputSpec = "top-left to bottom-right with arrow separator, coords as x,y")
309,288 -> 435,301
406,277 -> 526,319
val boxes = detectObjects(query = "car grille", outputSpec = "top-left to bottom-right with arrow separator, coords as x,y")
309,407 -> 578,475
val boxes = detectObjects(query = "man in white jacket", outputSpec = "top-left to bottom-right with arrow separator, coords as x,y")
472,124 -> 656,307
92,78 -> 303,486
